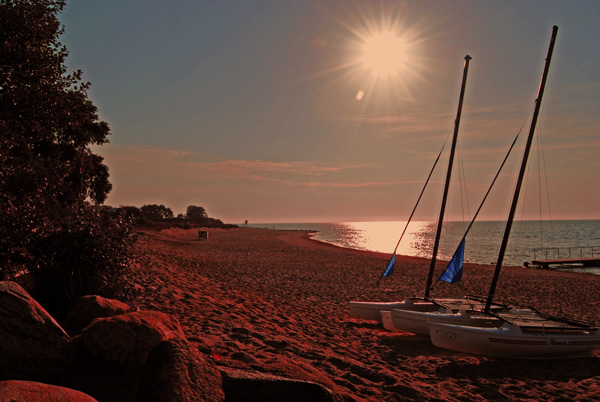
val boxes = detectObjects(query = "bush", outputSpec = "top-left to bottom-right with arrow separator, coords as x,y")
27,205 -> 136,320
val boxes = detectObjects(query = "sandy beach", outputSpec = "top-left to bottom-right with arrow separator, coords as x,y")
131,226 -> 600,402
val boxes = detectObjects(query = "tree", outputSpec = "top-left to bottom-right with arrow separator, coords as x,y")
186,205 -> 208,222
117,205 -> 145,224
140,204 -> 174,221
0,0 -> 133,318
1,0 -> 111,206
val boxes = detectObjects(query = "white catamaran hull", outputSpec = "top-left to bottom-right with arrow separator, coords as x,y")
348,300 -> 415,322
386,297 -> 511,335
380,310 -> 396,331
391,309 -> 503,336
429,321 -> 600,359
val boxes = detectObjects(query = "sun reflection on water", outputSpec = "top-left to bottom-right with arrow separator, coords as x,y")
336,221 -> 431,256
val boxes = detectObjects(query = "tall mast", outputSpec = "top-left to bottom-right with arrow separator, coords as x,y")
484,26 -> 558,312
424,55 -> 471,298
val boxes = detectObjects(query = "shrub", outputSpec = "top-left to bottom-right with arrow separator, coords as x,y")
27,206 -> 136,320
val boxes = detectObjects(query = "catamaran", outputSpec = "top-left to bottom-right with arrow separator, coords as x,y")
387,112 -> 525,334
349,55 -> 471,323
428,26 -> 600,359
349,55 -> 510,329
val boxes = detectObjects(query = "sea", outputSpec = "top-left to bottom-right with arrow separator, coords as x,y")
247,220 -> 600,275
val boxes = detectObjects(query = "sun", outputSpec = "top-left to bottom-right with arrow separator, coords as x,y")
360,32 -> 406,78
305,1 -> 433,109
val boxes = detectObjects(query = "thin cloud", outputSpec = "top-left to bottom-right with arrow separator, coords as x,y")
300,180 -> 425,188
96,144 -> 197,158
194,159 -> 344,176
98,144 -> 392,187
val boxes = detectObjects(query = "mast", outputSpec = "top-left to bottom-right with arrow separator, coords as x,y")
484,26 -> 558,312
424,55 -> 471,298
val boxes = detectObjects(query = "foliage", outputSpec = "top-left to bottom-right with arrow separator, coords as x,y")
29,206 -> 136,319
140,204 -> 174,221
186,205 -> 207,222
0,0 -> 133,317
117,205 -> 147,225
117,204 -> 233,229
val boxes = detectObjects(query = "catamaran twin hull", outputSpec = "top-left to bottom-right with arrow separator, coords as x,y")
390,309 -> 504,336
384,297 -> 511,335
348,298 -> 436,322
349,296 -> 509,334
429,321 -> 600,359
380,310 -> 395,331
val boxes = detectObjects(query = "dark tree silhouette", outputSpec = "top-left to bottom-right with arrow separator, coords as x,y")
141,204 -> 174,221
0,0 -> 133,318
186,205 -> 208,222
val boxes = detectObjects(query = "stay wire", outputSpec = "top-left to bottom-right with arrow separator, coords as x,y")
389,126 -> 455,257
431,128 -> 522,290
457,142 -> 471,226
376,132 -> 451,286
537,115 -> 556,248
511,101 -> 538,244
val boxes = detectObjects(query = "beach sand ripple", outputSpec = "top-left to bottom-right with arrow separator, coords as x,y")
132,227 -> 600,401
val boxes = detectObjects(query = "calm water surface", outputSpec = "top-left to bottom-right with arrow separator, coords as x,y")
247,220 -> 600,275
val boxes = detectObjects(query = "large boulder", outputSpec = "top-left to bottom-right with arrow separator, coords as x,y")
79,310 -> 185,374
0,380 -> 98,402
66,310 -> 187,401
220,368 -> 338,402
63,295 -> 131,335
133,339 -> 225,402
0,281 -> 70,381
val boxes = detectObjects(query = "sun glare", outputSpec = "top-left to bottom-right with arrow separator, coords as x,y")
360,32 -> 406,77
309,1 -> 433,110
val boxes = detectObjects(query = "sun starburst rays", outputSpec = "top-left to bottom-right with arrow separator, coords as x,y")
325,1 -> 438,124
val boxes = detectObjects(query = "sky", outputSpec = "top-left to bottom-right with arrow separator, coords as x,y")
59,0 -> 600,223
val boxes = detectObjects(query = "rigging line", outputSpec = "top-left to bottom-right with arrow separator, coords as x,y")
375,141 -> 446,286
514,101 -> 538,238
536,122 -> 544,247
432,129 -> 523,289
377,120 -> 455,286
457,141 -> 471,225
517,138 -> 531,237
456,143 -> 466,224
537,116 -> 556,248
517,135 -> 537,240
391,143 -> 446,256
387,122 -> 456,257
465,123 -> 529,239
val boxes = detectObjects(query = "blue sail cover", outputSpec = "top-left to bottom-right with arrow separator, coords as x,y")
439,239 -> 465,284
382,254 -> 396,277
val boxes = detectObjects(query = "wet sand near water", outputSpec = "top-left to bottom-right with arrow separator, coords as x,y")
132,227 -> 600,402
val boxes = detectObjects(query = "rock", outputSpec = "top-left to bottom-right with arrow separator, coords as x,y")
132,339 -> 225,402
65,311 -> 187,402
220,368 -> 338,402
63,295 -> 131,335
0,380 -> 98,402
0,281 -> 70,381
80,310 -> 185,374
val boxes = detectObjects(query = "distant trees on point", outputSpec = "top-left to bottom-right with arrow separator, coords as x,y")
116,204 -> 227,227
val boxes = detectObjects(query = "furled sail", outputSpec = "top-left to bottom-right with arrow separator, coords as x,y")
439,239 -> 465,284
382,254 -> 396,278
